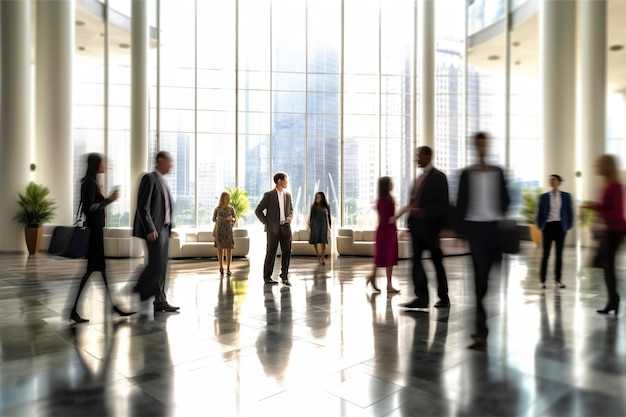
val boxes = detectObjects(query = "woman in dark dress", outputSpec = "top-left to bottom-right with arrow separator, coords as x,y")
70,153 -> 135,323
308,192 -> 331,265
367,176 -> 400,293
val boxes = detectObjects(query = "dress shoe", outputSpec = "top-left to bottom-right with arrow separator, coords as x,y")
113,306 -> 136,317
264,278 -> 279,284
468,333 -> 488,351
554,281 -> 566,289
434,300 -> 450,308
282,279 -> 292,286
154,302 -> 180,312
401,299 -> 428,309
70,310 -> 89,324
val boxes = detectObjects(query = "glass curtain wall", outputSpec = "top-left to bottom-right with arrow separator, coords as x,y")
74,2 -> 106,217
434,0 -> 465,198
77,0 -> 476,229
379,0 -> 414,215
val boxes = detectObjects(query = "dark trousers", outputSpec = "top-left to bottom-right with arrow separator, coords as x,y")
596,230 -> 624,305
263,224 -> 292,281
136,225 -> 170,303
409,220 -> 448,304
540,222 -> 566,283
465,221 -> 500,339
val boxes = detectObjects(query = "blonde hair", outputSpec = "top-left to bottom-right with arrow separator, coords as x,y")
597,154 -> 620,182
218,191 -> 231,208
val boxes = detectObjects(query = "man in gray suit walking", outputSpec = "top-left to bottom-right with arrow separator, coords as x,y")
133,151 -> 180,313
256,172 -> 294,286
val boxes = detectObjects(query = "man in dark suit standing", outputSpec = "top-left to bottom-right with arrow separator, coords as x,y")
255,172 -> 294,286
456,132 -> 510,351
400,146 -> 450,310
133,151 -> 179,313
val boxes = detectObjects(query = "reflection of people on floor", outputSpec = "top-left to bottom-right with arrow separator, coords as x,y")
214,275 -> 240,335
534,292 -> 567,397
406,310 -> 449,383
256,287 -> 293,382
47,322 -> 123,415
127,314 -> 175,416
369,293 -> 399,370
306,265 -> 331,338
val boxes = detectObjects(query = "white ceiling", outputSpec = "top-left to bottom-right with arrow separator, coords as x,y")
468,0 -> 626,92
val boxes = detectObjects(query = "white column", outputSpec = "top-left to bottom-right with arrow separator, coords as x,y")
0,0 -> 32,252
581,0 -> 607,201
35,0 -> 74,225
419,0 -> 435,148
540,0 -> 576,189
131,0 -> 149,216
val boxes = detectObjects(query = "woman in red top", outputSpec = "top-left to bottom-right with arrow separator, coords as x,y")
585,154 -> 626,315
367,176 -> 400,293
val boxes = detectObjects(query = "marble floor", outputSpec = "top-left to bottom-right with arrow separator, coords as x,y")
0,241 -> 625,417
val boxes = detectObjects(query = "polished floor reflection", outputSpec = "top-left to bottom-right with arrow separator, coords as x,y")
1,241 -> 625,416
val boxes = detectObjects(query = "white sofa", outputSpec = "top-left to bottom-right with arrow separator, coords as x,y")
336,227 -> 468,260
40,225 -> 144,258
290,228 -> 332,256
169,228 -> 250,259
336,228 -> 411,259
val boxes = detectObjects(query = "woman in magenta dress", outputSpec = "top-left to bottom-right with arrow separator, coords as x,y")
367,176 -> 400,293
583,154 -> 626,315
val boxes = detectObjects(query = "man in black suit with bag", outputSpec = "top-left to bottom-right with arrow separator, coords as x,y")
456,132 -> 510,351
133,151 -> 179,313
399,146 -> 450,310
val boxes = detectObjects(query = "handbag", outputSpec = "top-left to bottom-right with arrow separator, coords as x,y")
498,218 -> 520,254
48,203 -> 91,258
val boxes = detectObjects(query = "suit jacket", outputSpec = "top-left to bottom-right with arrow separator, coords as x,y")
255,189 -> 294,235
456,164 -> 510,223
408,167 -> 449,236
536,191 -> 574,232
133,171 -> 174,239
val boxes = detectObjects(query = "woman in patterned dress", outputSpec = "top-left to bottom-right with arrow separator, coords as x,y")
213,192 -> 236,275
367,176 -> 400,293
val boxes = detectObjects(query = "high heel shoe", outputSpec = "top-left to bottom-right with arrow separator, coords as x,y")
597,304 -> 619,315
366,276 -> 380,292
227,270 -> 232,276
387,287 -> 401,294
113,306 -> 136,317
70,310 -> 89,324
219,267 -> 224,275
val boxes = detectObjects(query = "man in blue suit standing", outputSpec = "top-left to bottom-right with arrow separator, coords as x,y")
536,174 -> 574,289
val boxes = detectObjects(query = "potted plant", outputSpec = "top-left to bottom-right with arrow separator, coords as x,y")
521,187 -> 542,247
225,186 -> 250,226
13,182 -> 57,254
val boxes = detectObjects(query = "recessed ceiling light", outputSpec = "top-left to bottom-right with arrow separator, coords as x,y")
75,20 -> 85,26
515,61 -> 521,65
609,45 -> 623,51
119,43 -> 130,49
78,46 -> 85,51
512,42 -> 520,47
488,55 -> 499,60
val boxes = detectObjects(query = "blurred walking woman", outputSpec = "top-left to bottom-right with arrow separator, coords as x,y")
70,153 -> 135,323
213,191 -> 236,275
584,154 -> 626,315
308,192 -> 331,265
